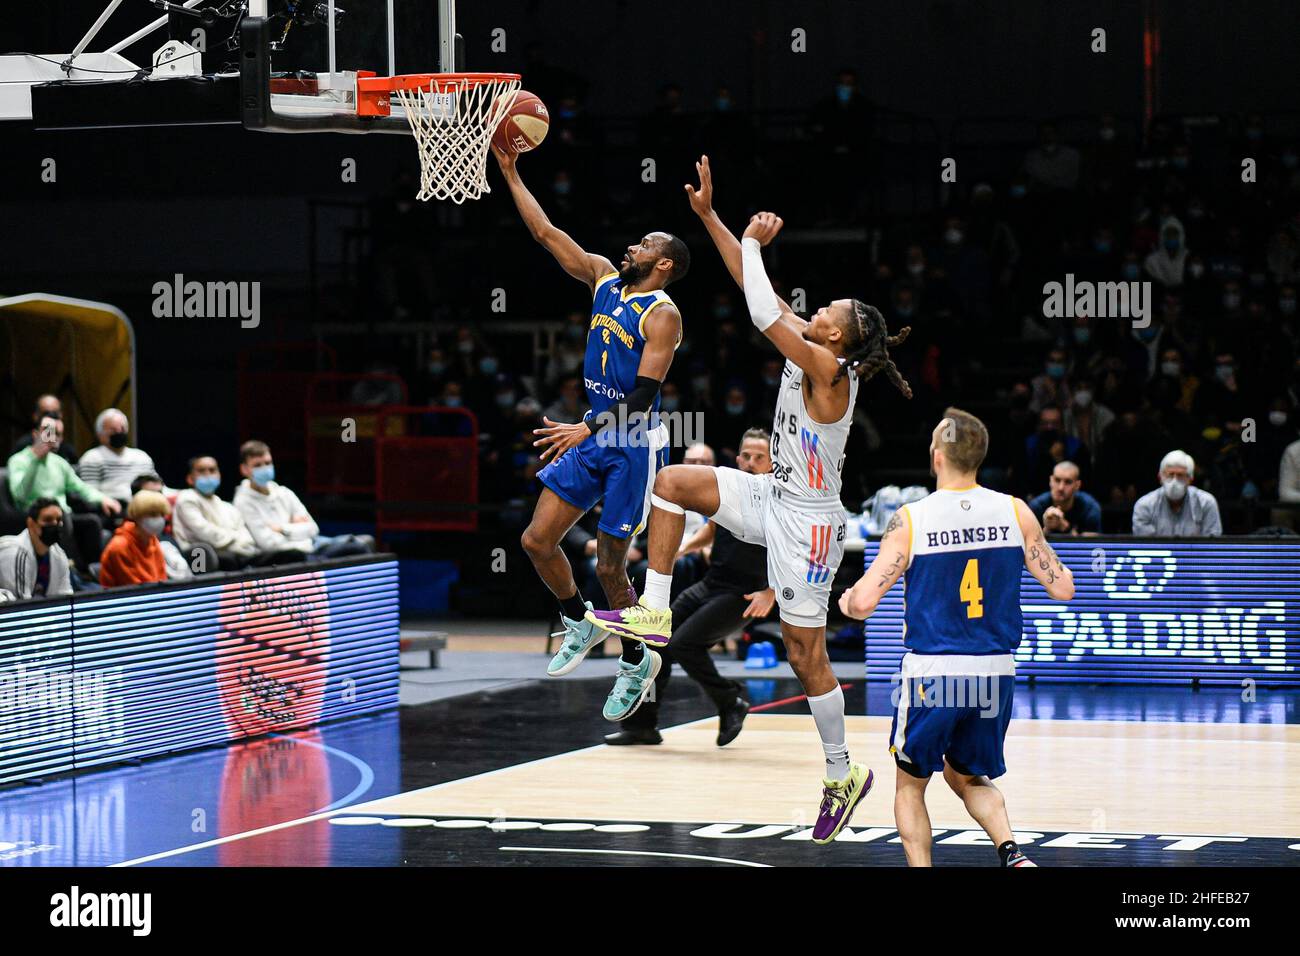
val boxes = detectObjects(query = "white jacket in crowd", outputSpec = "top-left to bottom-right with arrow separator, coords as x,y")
233,478 -> 319,556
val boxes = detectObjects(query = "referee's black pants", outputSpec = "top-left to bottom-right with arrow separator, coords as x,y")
625,579 -> 748,731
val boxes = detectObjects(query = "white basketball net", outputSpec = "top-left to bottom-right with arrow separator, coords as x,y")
394,75 -> 522,203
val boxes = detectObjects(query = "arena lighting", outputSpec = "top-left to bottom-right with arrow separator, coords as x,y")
863,538 -> 1300,685
0,556 -> 399,786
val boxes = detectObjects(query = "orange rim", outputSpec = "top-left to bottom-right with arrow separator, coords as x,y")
355,72 -> 520,118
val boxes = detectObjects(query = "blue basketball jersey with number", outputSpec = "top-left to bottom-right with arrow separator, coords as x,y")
900,486 -> 1025,655
583,272 -> 678,417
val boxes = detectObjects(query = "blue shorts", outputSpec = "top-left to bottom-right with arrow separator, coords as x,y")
538,429 -> 668,540
889,670 -> 1014,779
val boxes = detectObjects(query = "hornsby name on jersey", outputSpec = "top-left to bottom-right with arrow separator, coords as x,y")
925,524 -> 1014,548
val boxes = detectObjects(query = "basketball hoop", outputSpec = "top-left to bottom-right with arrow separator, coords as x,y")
357,72 -> 521,203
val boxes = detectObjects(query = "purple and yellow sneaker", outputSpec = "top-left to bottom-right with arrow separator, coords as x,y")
811,763 -> 873,844
584,602 -> 672,648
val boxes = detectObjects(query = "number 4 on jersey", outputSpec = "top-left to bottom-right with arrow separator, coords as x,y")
959,558 -> 984,618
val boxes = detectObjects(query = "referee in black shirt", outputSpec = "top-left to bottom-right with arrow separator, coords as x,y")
607,428 -> 775,747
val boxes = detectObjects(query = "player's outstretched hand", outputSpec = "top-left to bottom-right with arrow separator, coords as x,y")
533,416 -> 591,463
742,588 -> 776,619
492,144 -> 518,176
743,211 -> 784,246
684,154 -> 714,217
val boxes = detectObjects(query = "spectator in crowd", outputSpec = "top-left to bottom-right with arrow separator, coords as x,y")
77,408 -> 157,505
1029,349 -> 1074,413
1023,406 -> 1089,495
8,396 -> 77,463
542,376 -> 588,425
7,414 -> 119,571
1027,461 -> 1102,535
0,497 -> 73,601
1063,381 -> 1114,467
234,440 -> 375,562
1022,122 -> 1081,192
1144,217 -> 1189,288
129,473 -> 192,580
1132,450 -> 1222,537
672,442 -> 716,596
99,489 -> 172,587
1279,431 -> 1300,529
172,456 -> 258,572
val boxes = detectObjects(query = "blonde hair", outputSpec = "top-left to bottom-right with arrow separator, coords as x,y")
127,489 -> 170,520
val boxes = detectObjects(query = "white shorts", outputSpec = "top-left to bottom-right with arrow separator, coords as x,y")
711,467 -> 847,629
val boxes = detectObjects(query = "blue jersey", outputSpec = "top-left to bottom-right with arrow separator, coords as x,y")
900,486 -> 1025,655
583,272 -> 678,418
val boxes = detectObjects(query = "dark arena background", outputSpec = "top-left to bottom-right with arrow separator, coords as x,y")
0,0 -> 1296,937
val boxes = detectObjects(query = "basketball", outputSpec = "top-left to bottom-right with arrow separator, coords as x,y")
492,90 -> 549,154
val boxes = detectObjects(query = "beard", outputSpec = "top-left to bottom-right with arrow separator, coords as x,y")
619,257 -> 651,283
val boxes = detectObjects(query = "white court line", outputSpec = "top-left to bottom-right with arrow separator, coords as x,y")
499,846 -> 771,867
110,715 -> 718,866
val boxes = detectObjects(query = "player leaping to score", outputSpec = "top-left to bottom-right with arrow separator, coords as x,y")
493,145 -> 689,721
587,157 -> 913,843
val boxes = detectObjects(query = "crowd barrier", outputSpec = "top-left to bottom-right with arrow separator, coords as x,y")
0,555 -> 399,786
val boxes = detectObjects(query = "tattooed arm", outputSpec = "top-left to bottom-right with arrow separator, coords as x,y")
1015,498 -> 1075,600
838,506 -> 911,620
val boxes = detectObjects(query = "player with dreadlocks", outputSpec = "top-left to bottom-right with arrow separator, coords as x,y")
586,157 -> 912,843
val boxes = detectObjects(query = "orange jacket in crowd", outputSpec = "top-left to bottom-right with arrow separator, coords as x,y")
98,521 -> 167,588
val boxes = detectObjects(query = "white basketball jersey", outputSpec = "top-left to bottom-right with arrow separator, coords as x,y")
769,359 -> 857,502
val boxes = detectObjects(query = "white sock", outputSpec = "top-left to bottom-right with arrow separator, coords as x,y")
643,568 -> 673,610
808,685 -> 850,780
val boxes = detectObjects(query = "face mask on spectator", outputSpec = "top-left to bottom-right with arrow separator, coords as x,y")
140,516 -> 166,536
1137,327 -> 1159,342
1161,360 -> 1182,377
195,475 -> 220,496
1123,263 -> 1141,280
944,228 -> 963,246
713,304 -> 733,320
39,524 -> 60,547
1269,411 -> 1288,427
428,361 -> 447,377
661,396 -> 680,413
835,84 -> 853,104
895,303 -> 915,318
907,261 -> 925,276
1188,262 -> 1205,279
495,391 -> 517,409
1246,127 -> 1263,141
1223,293 -> 1241,310
1215,364 -> 1234,383
1073,327 -> 1091,345
252,464 -> 275,486
726,401 -> 745,415
553,179 -> 571,196
1046,362 -> 1066,380
1280,296 -> 1297,315
1162,476 -> 1188,501
1074,389 -> 1093,408
444,396 -> 462,408
479,357 -> 499,375
566,325 -> 585,342
108,432 -> 128,449
715,96 -> 731,112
